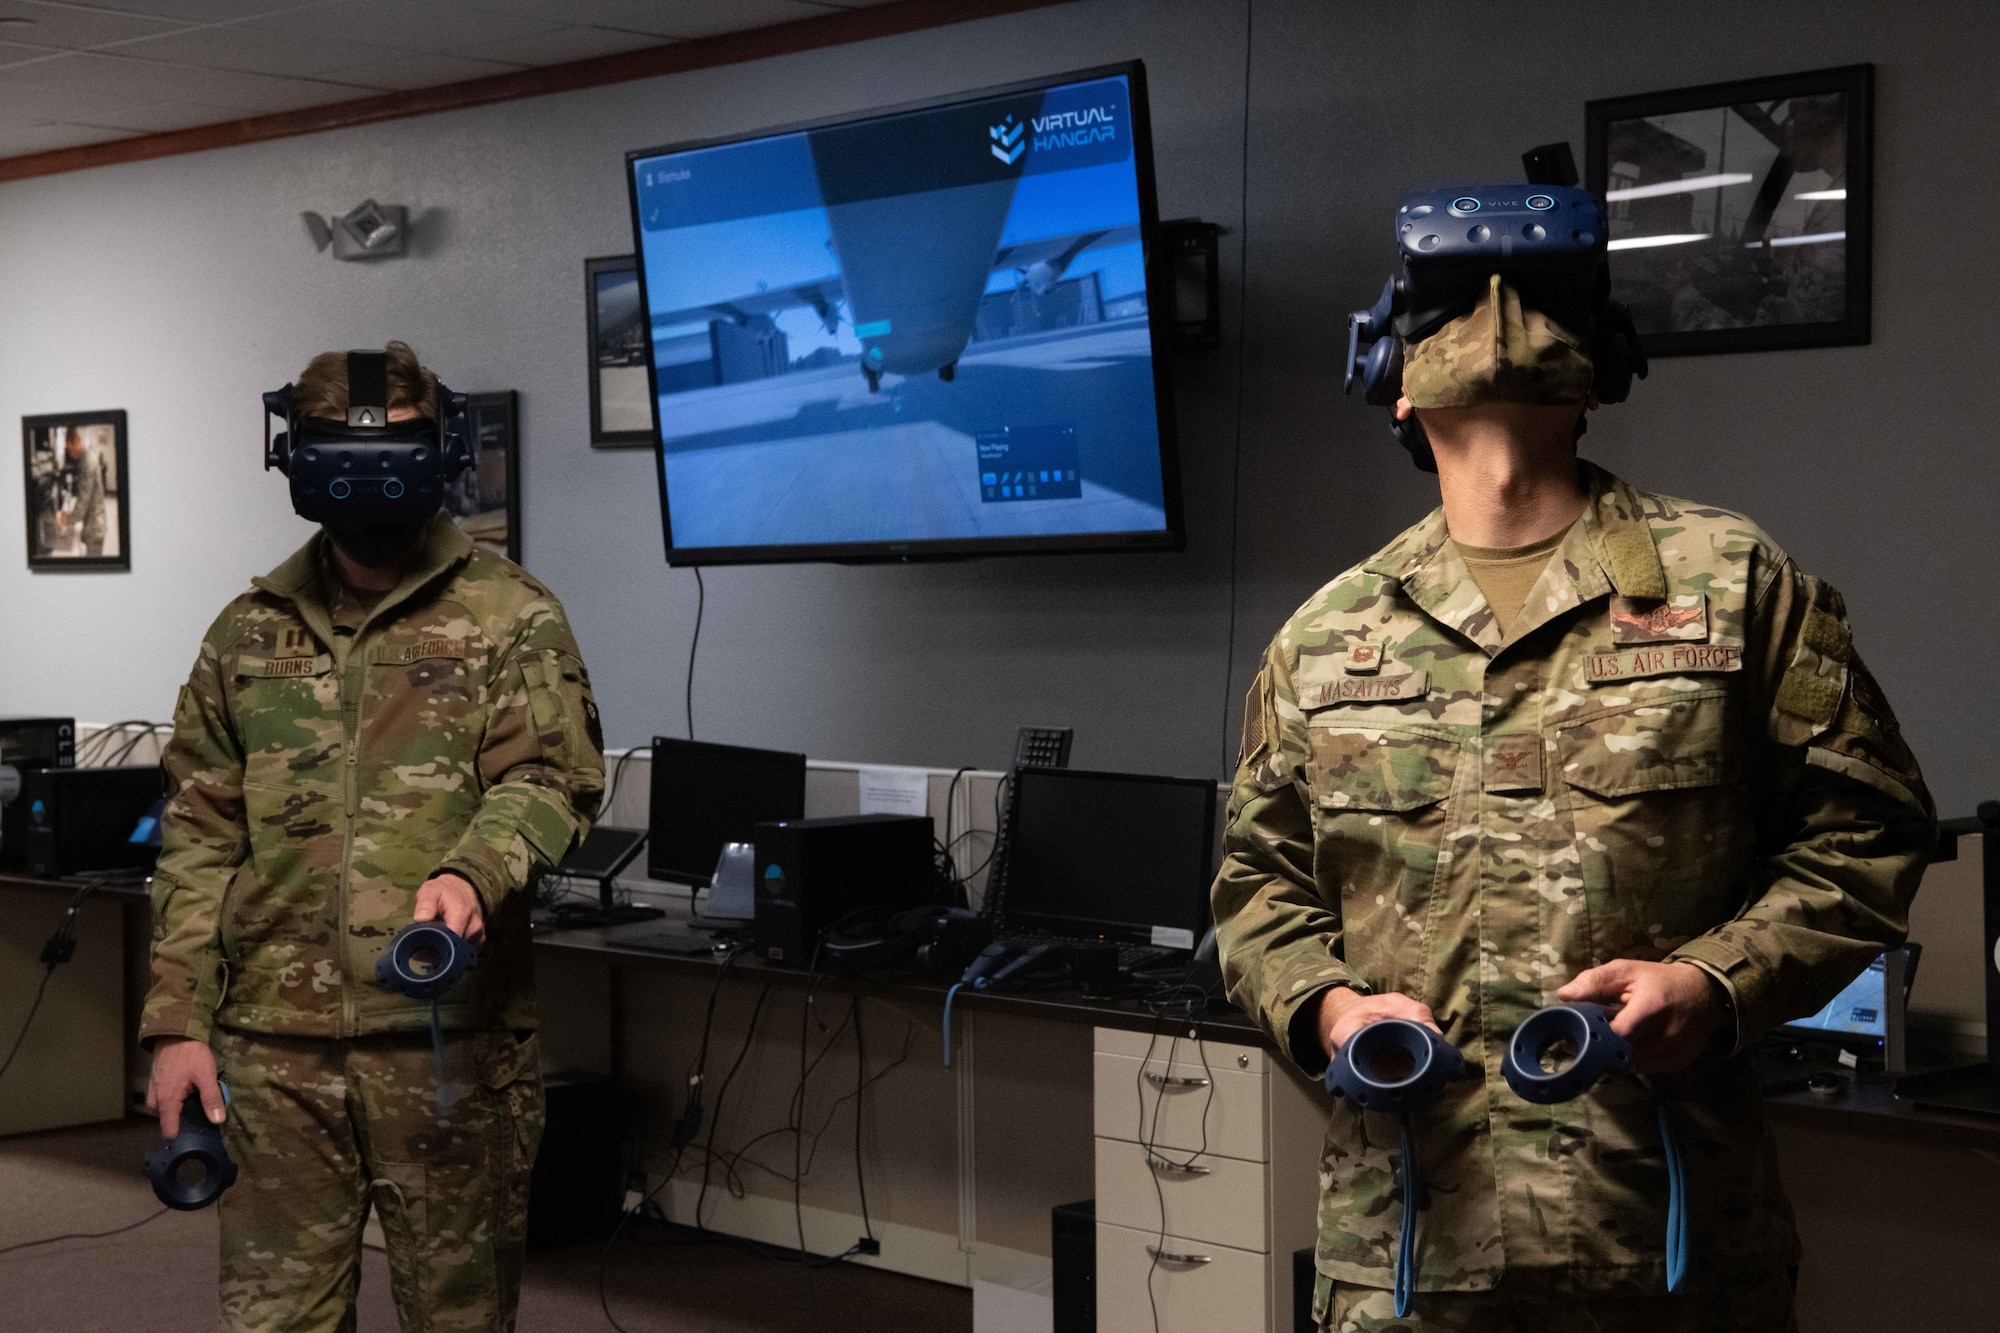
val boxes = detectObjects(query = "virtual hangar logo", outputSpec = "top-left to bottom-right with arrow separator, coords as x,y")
989,115 -> 1025,164
988,103 -> 1119,166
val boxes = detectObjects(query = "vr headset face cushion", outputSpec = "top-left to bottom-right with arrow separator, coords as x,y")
1402,275 -> 1594,409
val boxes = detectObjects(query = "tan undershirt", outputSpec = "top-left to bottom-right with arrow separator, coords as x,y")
1454,523 -> 1573,637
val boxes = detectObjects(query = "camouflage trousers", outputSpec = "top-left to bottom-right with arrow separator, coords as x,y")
212,1026 -> 545,1332
1323,1266 -> 1798,1332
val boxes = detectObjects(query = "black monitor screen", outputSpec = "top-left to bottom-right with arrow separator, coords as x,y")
647,738 -> 807,884
624,61 -> 1181,564
1004,767 -> 1216,946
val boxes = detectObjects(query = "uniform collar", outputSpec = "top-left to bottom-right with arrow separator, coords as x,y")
253,512 -> 473,643
1364,459 -> 1667,655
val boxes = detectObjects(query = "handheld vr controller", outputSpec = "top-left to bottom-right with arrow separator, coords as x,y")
1323,1016 -> 1465,1113
1325,1002 -> 1685,1305
142,1087 -> 237,1211
1343,183 -> 1647,472
262,349 -> 473,524
1323,1018 -> 1466,1316
374,921 -> 478,1000
1502,1000 -> 1632,1103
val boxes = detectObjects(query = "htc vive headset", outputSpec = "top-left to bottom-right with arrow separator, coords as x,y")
262,349 -> 472,522
1343,184 -> 1647,471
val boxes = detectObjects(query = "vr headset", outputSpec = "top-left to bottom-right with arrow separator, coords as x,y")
1344,184 -> 1647,471
262,349 -> 472,522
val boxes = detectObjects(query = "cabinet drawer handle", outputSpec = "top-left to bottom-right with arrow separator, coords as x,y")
1147,1245 -> 1212,1266
1147,1154 -> 1212,1177
1144,1072 -> 1211,1090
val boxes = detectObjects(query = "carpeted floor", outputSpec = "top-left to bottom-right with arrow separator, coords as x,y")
0,1117 -> 971,1332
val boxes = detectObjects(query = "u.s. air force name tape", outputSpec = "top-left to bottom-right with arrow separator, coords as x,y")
1586,644 -> 1741,683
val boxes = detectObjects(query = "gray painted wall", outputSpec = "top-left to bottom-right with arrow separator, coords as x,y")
0,0 -> 1992,814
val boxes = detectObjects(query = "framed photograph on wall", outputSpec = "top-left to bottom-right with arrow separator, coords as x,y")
1586,63 -> 1872,357
448,391 -> 521,564
586,254 -> 656,447
22,410 -> 130,572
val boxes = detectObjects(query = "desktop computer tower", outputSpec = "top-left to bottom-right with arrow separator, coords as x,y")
526,1073 -> 640,1252
0,717 -> 76,872
1051,1199 -> 1095,1333
752,814 -> 933,967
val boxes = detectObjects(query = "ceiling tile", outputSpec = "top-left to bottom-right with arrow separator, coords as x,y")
453,0 -> 851,40
0,120 -> 136,153
1,51 -> 377,111
0,2 -> 193,49
249,0 -> 565,53
451,24 -> 666,65
315,52 -> 524,91
59,1 -> 328,19
107,22 -> 408,81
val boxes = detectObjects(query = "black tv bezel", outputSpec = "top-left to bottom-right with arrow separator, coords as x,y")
622,59 -> 1184,567
1002,766 -> 1217,945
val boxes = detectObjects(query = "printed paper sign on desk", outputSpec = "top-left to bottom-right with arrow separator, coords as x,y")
857,766 -> 929,818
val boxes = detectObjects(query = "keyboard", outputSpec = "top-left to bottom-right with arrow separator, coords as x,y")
614,928 -> 733,957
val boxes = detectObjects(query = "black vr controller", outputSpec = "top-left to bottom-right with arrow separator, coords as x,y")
263,349 -> 473,523
375,921 -> 478,1000
1323,1016 -> 1465,1113
143,1088 -> 237,1211
1344,183 -> 1647,472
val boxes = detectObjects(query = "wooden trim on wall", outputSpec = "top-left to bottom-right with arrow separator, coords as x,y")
0,0 -> 1074,184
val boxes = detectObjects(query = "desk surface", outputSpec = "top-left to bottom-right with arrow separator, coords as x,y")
533,895 -> 1264,1045
14,868 -> 2000,1145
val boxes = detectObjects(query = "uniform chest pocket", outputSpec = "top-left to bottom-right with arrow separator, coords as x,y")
232,653 -> 342,789
1307,725 -> 1461,958
1557,690 -> 1752,959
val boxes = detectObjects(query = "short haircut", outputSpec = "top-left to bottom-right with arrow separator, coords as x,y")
293,340 -> 437,420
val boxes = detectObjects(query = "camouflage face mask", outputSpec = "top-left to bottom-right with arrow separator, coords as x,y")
1402,274 -> 1595,408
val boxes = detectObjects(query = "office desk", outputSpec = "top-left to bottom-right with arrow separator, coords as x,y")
0,870 -> 142,1133
534,899 -> 1324,1330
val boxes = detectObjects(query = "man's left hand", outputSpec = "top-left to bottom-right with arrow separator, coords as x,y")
412,872 -> 486,946
1556,960 -> 1729,1075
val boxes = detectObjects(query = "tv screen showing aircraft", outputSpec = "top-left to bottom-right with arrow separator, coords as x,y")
624,62 -> 1181,564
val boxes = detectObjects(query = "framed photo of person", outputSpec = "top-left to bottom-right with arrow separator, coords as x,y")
1586,63 -> 1872,357
447,391 -> 521,564
22,410 -> 130,572
586,254 -> 656,447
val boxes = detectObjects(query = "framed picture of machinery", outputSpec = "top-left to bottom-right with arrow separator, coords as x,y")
448,391 -> 521,564
586,254 -> 656,447
22,410 -> 130,572
1585,63 -> 1872,357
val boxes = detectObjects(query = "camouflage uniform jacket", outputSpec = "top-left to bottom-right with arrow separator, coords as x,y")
1213,461 -> 1933,1297
142,514 -> 605,1045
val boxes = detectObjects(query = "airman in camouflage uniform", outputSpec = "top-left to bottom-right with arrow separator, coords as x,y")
1214,280 -> 1932,1330
144,508 -> 603,1330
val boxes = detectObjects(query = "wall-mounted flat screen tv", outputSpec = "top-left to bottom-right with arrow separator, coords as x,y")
624,62 -> 1182,565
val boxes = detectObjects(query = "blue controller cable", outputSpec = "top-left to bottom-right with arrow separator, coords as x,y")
1503,1001 -> 1686,1293
1323,1018 -> 1465,1317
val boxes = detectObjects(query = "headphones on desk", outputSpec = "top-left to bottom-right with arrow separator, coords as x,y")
1344,184 -> 1647,471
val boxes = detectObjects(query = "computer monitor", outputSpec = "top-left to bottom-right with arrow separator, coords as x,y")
1779,946 -> 1920,1065
647,737 -> 807,885
1002,767 -> 1216,948
623,61 -> 1183,564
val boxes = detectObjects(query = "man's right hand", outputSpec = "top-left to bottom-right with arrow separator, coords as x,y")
1317,986 -> 1439,1060
146,1037 -> 224,1139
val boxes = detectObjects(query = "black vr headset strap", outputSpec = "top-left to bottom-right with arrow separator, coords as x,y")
262,386 -> 295,472
346,350 -> 390,428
